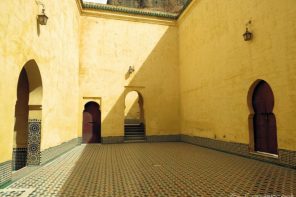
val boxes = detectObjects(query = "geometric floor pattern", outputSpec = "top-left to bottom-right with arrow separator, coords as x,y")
1,142 -> 296,196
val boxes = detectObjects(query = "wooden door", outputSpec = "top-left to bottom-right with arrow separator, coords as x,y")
83,102 -> 101,143
252,81 -> 277,154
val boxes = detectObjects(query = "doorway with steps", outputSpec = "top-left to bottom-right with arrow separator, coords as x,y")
124,91 -> 145,142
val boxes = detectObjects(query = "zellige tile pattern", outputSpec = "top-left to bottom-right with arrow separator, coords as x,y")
3,142 -> 296,196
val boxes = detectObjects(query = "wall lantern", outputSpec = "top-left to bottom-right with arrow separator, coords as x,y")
128,66 -> 135,74
36,1 -> 48,25
243,20 -> 253,41
38,8 -> 48,25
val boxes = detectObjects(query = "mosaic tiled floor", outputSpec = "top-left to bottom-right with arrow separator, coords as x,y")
1,142 -> 296,196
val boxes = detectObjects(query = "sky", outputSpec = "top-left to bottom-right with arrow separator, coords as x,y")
83,0 -> 108,4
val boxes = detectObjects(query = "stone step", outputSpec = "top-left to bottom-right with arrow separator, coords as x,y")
125,129 -> 145,133
125,127 -> 144,130
125,133 -> 145,137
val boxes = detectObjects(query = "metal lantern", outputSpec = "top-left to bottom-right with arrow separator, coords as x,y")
38,8 -> 48,25
243,27 -> 253,41
243,20 -> 253,41
128,66 -> 135,74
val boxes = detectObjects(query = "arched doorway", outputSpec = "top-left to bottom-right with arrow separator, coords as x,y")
252,80 -> 278,154
82,102 -> 101,143
124,91 -> 145,141
13,69 -> 29,170
13,60 -> 43,171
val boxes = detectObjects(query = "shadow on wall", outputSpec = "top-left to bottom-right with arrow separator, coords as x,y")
13,68 -> 29,171
58,27 -> 178,194
97,26 -> 179,137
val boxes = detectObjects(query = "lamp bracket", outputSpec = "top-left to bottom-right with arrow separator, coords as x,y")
35,0 -> 45,9
246,20 -> 252,27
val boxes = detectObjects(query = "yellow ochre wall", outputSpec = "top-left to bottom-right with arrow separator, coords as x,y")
178,0 -> 296,151
1,0 -> 296,165
79,16 -> 180,137
0,0 -> 80,163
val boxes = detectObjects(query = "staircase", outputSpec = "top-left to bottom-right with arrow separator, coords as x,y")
124,123 -> 146,142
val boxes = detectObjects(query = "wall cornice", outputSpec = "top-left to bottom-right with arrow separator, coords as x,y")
75,0 -> 193,26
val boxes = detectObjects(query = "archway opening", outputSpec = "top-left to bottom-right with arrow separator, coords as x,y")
248,80 -> 278,155
82,102 -> 101,143
13,69 -> 29,170
124,91 -> 145,141
13,60 -> 43,171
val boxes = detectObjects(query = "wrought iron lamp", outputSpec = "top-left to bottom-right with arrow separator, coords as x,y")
38,8 -> 48,25
36,1 -> 48,25
243,20 -> 253,41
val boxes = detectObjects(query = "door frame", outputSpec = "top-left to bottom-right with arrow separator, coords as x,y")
81,97 -> 102,143
247,79 -> 278,156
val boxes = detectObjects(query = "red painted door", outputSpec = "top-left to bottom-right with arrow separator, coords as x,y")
252,81 -> 277,154
83,102 -> 101,143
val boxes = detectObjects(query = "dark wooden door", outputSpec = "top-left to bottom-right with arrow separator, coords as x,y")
83,102 -> 101,143
252,81 -> 277,154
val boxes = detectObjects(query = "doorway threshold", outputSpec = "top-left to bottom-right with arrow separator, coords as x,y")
124,139 -> 146,143
250,151 -> 279,159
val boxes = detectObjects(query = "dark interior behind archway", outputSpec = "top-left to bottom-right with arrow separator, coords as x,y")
82,102 -> 101,143
13,68 -> 29,170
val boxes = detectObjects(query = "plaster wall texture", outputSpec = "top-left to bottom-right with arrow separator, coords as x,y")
0,0 -> 80,163
1,0 -> 296,166
178,0 -> 296,151
79,16 -> 180,137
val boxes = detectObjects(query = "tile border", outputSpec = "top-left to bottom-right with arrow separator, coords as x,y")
180,134 -> 296,169
99,133 -> 296,169
12,148 -> 27,171
0,161 -> 12,188
75,0 -> 196,26
80,0 -> 193,19
40,137 -> 82,164
2,134 -> 295,188
146,135 -> 181,142
101,136 -> 124,144
101,135 -> 181,144
1,137 -> 82,188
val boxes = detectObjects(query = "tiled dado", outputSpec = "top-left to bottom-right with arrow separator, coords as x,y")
146,135 -> 181,142
27,119 -> 41,166
12,148 -> 27,171
180,135 -> 249,156
0,161 -> 12,187
40,138 -> 81,164
101,136 -> 124,144
89,135 -> 296,168
101,135 -> 181,144
180,135 -> 296,169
